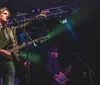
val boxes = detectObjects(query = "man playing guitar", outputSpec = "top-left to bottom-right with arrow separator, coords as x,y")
45,47 -> 71,85
0,7 -> 49,85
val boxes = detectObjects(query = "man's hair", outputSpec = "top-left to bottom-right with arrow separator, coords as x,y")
0,7 -> 10,16
49,47 -> 59,52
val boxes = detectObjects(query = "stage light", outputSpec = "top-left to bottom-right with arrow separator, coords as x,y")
59,18 -> 67,24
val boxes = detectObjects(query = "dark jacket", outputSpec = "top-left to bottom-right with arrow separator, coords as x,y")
0,20 -> 32,62
45,54 -> 61,77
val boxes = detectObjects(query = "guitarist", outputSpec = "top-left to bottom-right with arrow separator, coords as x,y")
45,47 -> 68,85
0,7 -> 49,85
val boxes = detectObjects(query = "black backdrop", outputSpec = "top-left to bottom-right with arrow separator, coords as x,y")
0,0 -> 98,85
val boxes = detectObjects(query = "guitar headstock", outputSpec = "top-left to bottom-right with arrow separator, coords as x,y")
33,36 -> 48,43
68,65 -> 72,70
65,65 -> 72,72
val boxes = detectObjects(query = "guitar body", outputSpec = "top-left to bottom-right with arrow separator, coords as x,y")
55,72 -> 69,85
7,44 -> 20,61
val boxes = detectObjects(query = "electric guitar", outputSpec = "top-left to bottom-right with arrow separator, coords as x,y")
54,65 -> 72,85
4,36 -> 48,60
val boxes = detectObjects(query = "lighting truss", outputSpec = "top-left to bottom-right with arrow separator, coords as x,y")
7,5 -> 79,26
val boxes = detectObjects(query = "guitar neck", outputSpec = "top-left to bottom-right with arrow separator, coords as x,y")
9,36 -> 48,53
64,68 -> 71,75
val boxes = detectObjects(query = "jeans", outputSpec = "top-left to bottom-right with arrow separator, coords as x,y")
0,61 -> 15,85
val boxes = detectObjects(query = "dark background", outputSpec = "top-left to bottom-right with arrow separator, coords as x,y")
0,0 -> 98,85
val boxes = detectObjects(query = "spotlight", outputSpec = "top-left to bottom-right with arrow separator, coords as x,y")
59,18 -> 67,24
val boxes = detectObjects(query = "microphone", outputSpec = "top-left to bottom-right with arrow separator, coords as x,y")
7,15 -> 18,25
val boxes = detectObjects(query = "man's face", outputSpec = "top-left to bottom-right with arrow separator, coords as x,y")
0,10 -> 9,22
51,51 -> 58,58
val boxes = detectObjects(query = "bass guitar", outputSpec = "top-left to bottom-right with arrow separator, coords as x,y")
54,65 -> 72,85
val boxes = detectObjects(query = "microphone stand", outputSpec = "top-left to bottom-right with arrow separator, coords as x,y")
74,52 -> 95,85
12,16 -> 36,85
